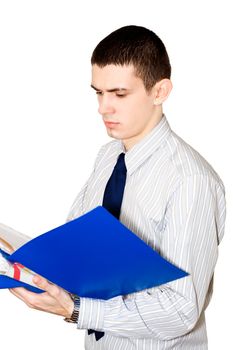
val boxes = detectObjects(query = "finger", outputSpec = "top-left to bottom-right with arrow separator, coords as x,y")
33,275 -> 48,287
9,287 -> 36,304
9,287 -> 49,309
9,287 -> 41,298
9,287 -> 26,301
10,287 -> 34,298
33,275 -> 61,299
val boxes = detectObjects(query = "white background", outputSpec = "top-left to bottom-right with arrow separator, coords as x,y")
0,1 -> 232,348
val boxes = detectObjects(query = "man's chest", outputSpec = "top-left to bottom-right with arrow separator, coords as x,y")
82,157 -> 177,251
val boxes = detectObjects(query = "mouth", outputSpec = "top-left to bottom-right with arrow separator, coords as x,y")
104,121 -> 120,128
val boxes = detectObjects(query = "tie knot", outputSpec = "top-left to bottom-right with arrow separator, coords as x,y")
116,153 -> 127,173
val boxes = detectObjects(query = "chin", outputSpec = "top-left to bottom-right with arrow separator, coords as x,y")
106,130 -> 122,140
106,127 -> 134,141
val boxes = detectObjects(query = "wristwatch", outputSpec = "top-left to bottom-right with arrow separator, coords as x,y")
64,294 -> 80,323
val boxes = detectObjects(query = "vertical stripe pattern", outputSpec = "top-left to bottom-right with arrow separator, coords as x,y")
67,115 -> 226,350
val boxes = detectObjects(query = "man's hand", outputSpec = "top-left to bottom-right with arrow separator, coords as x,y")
9,275 -> 74,318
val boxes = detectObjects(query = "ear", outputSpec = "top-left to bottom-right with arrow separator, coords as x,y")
152,79 -> 173,106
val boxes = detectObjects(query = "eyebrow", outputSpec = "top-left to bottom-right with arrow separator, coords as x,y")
90,84 -> 129,93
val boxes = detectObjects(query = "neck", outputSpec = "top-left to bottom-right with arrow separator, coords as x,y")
123,107 -> 163,152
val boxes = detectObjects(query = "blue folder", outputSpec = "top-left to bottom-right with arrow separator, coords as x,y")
0,206 -> 188,299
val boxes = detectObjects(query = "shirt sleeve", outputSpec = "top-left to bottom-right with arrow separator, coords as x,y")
76,174 -> 226,340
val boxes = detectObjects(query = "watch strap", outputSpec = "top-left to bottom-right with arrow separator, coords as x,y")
64,294 -> 80,323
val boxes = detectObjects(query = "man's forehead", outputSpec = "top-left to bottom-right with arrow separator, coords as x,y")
91,63 -> 140,90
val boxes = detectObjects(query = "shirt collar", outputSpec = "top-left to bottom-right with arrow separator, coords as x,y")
117,115 -> 172,176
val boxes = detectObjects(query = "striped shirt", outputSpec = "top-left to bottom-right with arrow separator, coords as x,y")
67,115 -> 226,350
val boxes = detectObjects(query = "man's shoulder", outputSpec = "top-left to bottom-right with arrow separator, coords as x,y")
166,131 -> 224,187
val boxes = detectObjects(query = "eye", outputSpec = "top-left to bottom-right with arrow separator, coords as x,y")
96,91 -> 103,96
116,94 -> 126,98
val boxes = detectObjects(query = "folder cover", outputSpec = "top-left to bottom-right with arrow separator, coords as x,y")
0,206 -> 188,299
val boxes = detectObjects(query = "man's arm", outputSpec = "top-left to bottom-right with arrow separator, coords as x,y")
75,175 -> 226,340
8,144 -> 107,320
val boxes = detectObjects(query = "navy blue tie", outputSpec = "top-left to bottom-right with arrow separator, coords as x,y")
88,152 -> 127,341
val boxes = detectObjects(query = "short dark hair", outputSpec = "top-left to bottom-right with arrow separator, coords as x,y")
91,25 -> 171,92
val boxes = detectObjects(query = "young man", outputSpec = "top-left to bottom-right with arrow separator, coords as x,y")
10,25 -> 226,349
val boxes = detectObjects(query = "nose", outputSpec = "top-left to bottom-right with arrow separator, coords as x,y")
98,95 -> 115,116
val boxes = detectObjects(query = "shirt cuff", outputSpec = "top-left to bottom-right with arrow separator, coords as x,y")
77,297 -> 105,331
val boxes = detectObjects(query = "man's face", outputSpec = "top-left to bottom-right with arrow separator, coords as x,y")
91,64 -> 159,150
